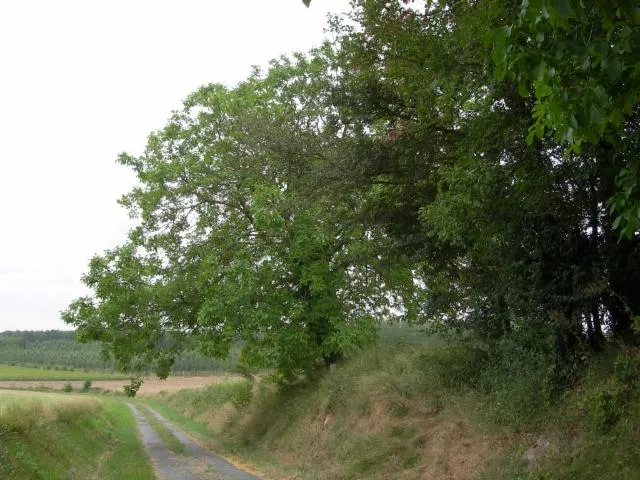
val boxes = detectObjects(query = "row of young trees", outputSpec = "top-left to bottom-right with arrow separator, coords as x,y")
0,332 -> 236,373
64,0 -> 639,385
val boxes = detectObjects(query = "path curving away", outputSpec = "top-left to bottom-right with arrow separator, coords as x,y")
127,403 -> 260,480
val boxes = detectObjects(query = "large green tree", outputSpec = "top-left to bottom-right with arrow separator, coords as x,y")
63,58 -> 392,380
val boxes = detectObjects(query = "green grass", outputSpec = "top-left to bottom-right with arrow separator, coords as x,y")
0,393 -> 155,479
98,402 -> 157,480
138,404 -> 185,454
142,397 -> 216,441
0,364 -> 127,381
144,342 -> 478,480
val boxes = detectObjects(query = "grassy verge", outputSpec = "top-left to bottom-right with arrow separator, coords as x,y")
138,404 -> 185,454
0,364 -> 127,381
0,393 -> 154,479
144,329 -> 640,480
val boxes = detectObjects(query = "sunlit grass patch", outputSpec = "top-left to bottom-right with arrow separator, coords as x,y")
0,364 -> 126,381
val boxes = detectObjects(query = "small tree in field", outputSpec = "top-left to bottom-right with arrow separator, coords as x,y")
123,376 -> 143,398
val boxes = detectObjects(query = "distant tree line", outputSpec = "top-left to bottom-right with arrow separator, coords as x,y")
0,331 -> 237,374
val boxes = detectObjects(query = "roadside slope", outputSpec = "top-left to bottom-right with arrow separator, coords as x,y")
145,332 -> 640,479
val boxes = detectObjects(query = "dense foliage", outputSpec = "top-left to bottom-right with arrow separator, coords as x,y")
64,0 -> 639,388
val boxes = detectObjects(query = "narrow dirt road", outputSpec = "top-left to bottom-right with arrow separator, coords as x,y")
127,403 -> 260,480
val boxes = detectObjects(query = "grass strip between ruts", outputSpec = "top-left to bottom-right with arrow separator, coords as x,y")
137,404 -> 186,455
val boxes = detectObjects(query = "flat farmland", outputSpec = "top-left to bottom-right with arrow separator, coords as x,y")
0,364 -> 126,381
0,374 -> 241,395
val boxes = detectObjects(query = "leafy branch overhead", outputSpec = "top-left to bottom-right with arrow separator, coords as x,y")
494,0 -> 640,236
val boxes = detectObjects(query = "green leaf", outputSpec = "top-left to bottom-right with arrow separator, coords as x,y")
533,79 -> 553,98
607,58 -> 622,81
612,215 -> 621,230
518,76 -> 530,97
552,0 -> 573,19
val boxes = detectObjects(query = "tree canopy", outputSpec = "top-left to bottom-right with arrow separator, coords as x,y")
64,0 -> 640,387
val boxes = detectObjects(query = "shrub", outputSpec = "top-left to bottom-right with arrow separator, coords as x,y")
63,383 -> 73,393
587,388 -> 622,432
123,376 -> 144,398
82,380 -> 92,392
231,380 -> 254,407
585,348 -> 640,432
236,363 -> 258,381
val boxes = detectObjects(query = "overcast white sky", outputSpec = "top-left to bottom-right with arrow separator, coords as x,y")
0,0 -> 351,331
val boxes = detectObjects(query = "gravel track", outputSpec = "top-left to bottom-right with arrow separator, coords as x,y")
128,403 -> 260,480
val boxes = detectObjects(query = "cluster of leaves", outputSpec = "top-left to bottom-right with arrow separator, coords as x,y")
64,0 -> 640,390
494,0 -> 640,236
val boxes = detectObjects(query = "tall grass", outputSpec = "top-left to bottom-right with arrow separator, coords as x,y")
0,394 -> 154,479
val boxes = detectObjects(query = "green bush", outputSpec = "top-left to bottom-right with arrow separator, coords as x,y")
230,381 -> 253,407
588,388 -> 622,432
235,363 -> 258,381
613,348 -> 640,388
419,344 -> 486,391
63,383 -> 73,393
123,376 -> 144,398
411,330 -> 588,425
584,348 -> 640,433
82,380 -> 92,392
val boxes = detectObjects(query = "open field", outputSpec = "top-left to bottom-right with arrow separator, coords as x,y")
0,363 -> 127,381
0,374 -> 242,394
